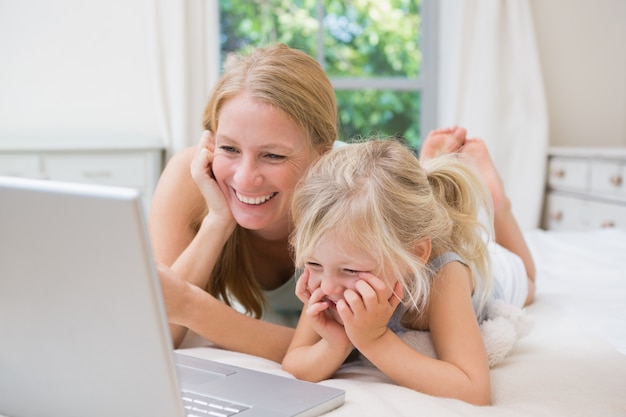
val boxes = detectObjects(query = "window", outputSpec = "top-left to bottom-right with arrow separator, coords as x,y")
218,0 -> 437,150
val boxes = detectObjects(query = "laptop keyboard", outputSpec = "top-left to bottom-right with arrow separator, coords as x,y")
181,390 -> 250,417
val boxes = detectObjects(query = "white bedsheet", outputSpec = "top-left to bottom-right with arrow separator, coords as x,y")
179,229 -> 626,417
528,229 -> 626,355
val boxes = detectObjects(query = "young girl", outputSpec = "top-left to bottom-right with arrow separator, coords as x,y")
282,138 -> 535,405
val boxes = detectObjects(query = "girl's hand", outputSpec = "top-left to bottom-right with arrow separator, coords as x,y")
338,272 -> 403,350
307,286 -> 352,349
296,269 -> 351,349
190,131 -> 235,227
295,268 -> 315,304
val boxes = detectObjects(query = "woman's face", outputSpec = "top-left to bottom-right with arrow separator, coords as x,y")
212,94 -> 321,239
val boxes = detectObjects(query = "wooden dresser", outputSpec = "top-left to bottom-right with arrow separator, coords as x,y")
543,147 -> 626,230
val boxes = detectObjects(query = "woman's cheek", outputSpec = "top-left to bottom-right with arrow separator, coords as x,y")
210,155 -> 226,181
211,157 -> 230,194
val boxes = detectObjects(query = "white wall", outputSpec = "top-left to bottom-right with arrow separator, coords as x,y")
438,0 -> 626,149
530,0 -> 626,148
1,0 -> 625,149
0,0 -> 160,141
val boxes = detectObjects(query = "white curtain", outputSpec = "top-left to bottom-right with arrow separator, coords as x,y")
146,0 -> 220,158
439,0 -> 549,229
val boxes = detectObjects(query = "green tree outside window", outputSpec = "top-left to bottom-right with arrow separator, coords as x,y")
220,0 -> 426,150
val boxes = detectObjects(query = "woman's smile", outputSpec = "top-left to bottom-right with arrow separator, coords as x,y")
212,94 -> 320,236
234,189 -> 278,205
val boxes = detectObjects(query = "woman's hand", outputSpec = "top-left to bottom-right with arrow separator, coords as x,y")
156,262 -> 196,327
190,131 -> 235,228
339,273 -> 403,350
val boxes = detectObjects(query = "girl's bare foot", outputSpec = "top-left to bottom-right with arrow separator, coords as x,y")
459,138 -> 508,212
419,126 -> 467,162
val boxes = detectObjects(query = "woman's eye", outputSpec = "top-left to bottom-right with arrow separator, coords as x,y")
219,145 -> 237,153
265,153 -> 286,160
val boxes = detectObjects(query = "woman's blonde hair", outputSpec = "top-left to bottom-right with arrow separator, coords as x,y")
290,139 -> 494,315
200,43 -> 338,317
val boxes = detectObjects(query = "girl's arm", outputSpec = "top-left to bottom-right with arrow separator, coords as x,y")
282,270 -> 354,380
351,262 -> 491,405
282,309 -> 353,381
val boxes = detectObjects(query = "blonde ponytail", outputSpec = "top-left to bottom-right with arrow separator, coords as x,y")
422,154 -> 494,314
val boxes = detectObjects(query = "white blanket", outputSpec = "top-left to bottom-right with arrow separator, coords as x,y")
178,229 -> 626,417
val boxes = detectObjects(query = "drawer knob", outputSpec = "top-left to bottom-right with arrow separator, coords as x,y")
549,211 -> 563,222
552,168 -> 565,179
601,220 -> 616,228
609,175 -> 622,187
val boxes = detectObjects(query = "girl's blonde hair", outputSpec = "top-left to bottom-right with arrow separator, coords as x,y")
200,43 -> 338,317
290,139 -> 494,315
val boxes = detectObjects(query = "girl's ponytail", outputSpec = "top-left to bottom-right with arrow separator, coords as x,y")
422,154 -> 494,314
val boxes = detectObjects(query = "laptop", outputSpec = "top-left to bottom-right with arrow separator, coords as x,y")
0,176 -> 345,417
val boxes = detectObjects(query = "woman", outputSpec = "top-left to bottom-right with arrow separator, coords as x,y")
148,43 -> 338,362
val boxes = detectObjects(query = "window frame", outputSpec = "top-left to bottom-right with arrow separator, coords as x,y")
213,0 -> 438,146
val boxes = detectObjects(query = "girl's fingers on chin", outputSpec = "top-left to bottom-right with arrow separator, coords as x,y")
354,279 -> 376,297
335,300 -> 353,318
296,289 -> 310,302
297,269 -> 309,284
309,288 -> 326,304
358,272 -> 387,290
295,288 -> 310,301
342,289 -> 362,307
307,302 -> 328,316
391,281 -> 404,301
296,278 -> 311,296
295,276 -> 307,293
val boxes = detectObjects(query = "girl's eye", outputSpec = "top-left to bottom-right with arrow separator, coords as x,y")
344,269 -> 360,275
305,261 -> 322,270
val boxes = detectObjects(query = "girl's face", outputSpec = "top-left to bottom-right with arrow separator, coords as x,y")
304,234 -> 387,324
212,94 -> 321,240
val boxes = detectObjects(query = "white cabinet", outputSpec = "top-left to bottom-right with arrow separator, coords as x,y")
0,135 -> 165,215
0,153 -> 40,178
543,147 -> 626,230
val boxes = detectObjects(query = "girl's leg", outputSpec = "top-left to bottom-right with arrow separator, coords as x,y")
460,139 -> 536,305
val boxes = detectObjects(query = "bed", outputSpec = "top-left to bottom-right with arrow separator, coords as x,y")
178,228 -> 626,417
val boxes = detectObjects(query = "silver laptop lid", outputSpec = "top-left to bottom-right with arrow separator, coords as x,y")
0,176 -> 185,417
0,176 -> 344,417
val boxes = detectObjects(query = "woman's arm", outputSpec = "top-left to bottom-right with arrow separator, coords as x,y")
158,264 -> 294,361
351,262 -> 491,405
149,133 -> 235,281
150,148 -> 296,360
149,134 -> 298,361
148,145 -> 226,345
